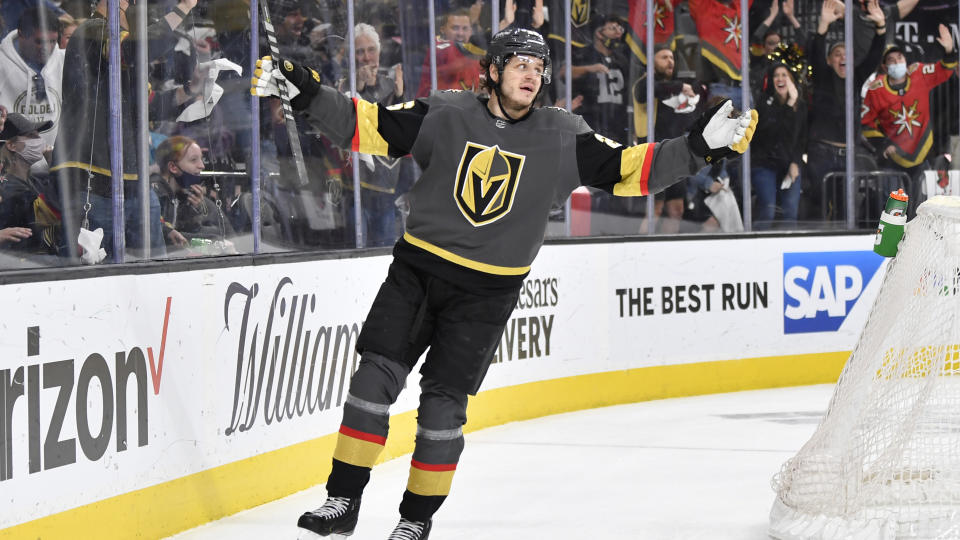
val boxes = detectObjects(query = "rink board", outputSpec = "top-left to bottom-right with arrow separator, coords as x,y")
0,234 -> 883,539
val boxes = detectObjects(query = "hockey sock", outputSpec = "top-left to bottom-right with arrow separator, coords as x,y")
327,352 -> 408,497
399,378 -> 468,522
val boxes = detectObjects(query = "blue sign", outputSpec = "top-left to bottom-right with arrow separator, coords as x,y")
783,251 -> 885,334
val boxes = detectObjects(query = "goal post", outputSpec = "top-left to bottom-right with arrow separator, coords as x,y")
769,196 -> 960,540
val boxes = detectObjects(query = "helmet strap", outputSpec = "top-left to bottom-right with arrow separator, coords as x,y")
491,62 -> 539,123
490,63 -> 518,123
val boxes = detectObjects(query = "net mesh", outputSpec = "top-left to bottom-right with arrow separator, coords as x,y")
770,196 -> 960,540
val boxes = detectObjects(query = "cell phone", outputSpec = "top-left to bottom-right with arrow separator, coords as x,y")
179,173 -> 205,188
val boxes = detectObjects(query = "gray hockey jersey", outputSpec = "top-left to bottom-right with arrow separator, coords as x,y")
304,88 -> 705,290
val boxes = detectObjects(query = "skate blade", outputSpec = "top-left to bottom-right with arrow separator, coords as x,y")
296,530 -> 352,540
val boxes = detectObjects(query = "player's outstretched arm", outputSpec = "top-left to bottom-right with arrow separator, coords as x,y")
252,56 -> 427,157
575,99 -> 756,198
577,132 -> 706,197
575,100 -> 756,198
687,99 -> 758,164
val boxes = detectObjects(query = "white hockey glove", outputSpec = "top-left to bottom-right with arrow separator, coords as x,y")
251,56 -> 322,111
688,99 -> 758,163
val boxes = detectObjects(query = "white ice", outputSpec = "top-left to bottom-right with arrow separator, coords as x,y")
165,384 -> 833,540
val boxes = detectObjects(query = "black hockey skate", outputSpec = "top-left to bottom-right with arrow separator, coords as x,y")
297,496 -> 361,537
387,518 -> 432,540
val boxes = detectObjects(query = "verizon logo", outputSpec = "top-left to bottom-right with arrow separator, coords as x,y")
0,298 -> 172,481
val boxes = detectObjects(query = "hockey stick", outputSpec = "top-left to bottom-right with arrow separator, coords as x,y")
258,0 -> 310,187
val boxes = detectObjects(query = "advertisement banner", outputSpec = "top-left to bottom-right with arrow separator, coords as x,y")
0,234 -> 885,529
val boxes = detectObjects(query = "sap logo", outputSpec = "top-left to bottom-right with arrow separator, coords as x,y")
783,251 -> 884,334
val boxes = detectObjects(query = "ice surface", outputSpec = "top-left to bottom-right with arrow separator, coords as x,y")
166,385 -> 833,540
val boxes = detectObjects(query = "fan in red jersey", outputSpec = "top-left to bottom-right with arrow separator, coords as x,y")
861,25 -> 958,176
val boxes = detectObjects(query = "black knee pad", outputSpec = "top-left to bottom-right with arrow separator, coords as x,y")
416,377 -> 468,430
348,352 -> 411,405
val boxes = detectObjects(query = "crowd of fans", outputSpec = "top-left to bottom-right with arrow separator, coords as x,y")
0,0 -> 956,267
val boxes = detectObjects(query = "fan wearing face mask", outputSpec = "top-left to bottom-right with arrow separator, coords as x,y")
861,25 -> 957,177
150,135 -> 233,254
0,110 -> 60,255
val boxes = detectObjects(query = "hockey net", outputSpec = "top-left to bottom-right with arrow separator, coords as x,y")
770,196 -> 960,540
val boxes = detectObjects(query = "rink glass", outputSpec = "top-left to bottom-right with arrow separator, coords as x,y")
0,0 -> 956,271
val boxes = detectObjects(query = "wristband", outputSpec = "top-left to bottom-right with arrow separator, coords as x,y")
876,25 -> 885,29
171,5 -> 188,19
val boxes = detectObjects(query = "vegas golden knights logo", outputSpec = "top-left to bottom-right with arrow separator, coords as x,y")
454,142 -> 525,226
571,0 -> 590,28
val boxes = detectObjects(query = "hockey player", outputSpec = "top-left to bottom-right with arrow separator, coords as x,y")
252,27 -> 756,540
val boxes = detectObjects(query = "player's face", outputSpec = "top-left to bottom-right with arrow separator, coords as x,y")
497,54 -> 544,110
653,49 -> 674,78
176,143 -> 205,176
441,15 -> 472,44
828,45 -> 846,79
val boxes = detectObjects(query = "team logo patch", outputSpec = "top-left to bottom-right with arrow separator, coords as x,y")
571,0 -> 590,28
454,142 -> 525,226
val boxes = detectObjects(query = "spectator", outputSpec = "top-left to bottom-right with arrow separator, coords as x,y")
416,9 -> 484,95
749,0 -> 800,96
751,62 -> 806,230
862,27 -> 957,180
0,0 -> 65,39
687,0 -> 751,207
148,35 -> 209,127
378,22 -> 404,68
0,111 -> 60,255
270,0 -> 313,66
151,135 -> 234,255
849,0 -> 918,63
634,44 -> 710,233
803,0 -> 885,222
260,0 -> 346,249
500,0 -> 545,32
51,0 -> 198,261
439,7 -> 473,46
570,14 -> 629,144
337,22 -> 405,247
688,0 -> 748,110
58,14 -> 82,50
445,0 -> 489,49
750,29 -> 781,95
751,0 -> 800,49
569,13 -> 634,231
0,5 -> 65,151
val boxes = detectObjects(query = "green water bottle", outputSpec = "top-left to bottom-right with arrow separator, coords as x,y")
189,237 -> 214,255
874,188 -> 908,257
